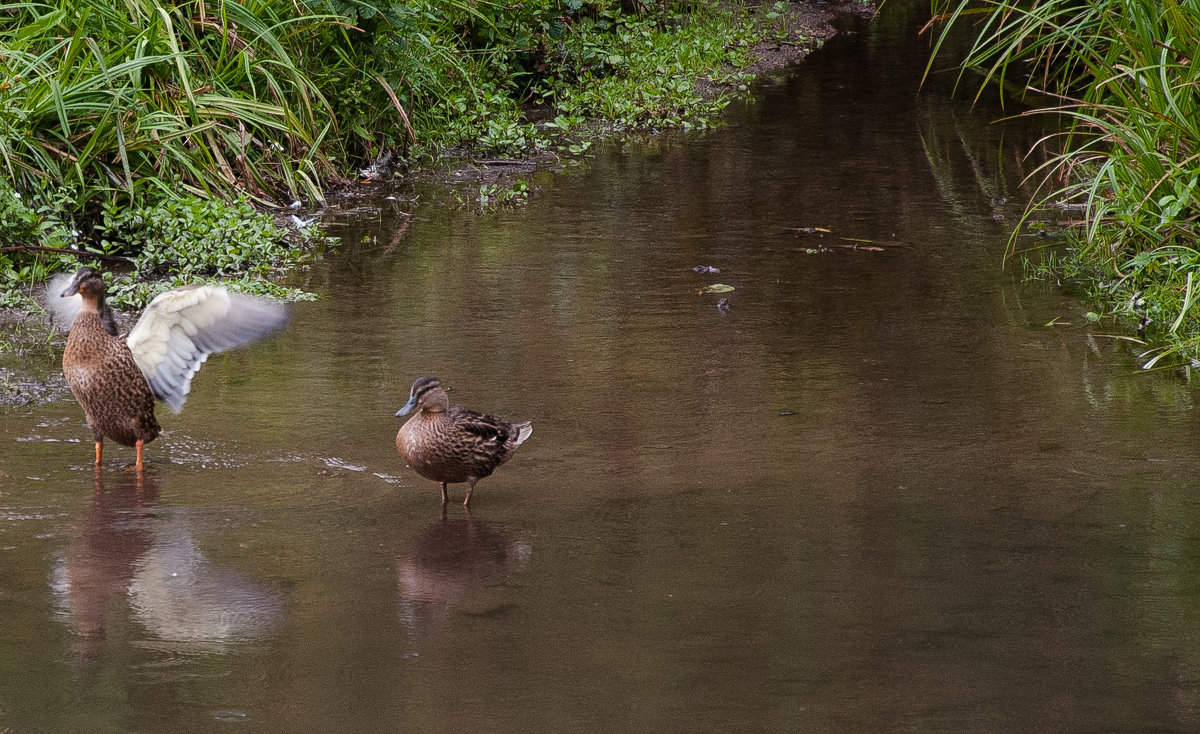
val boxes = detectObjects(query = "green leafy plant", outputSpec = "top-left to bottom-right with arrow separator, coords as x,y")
928,0 -> 1200,363
96,196 -> 331,306
0,0 -> 343,209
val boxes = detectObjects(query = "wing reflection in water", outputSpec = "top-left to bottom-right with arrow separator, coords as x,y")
51,467 -> 158,663
397,513 -> 531,640
50,467 -> 286,658
128,508 -> 285,651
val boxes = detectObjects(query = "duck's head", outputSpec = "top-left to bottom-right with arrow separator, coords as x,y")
60,267 -> 106,303
396,376 -> 450,416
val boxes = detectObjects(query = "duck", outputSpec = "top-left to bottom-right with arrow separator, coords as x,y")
395,376 -> 532,507
49,267 -> 290,468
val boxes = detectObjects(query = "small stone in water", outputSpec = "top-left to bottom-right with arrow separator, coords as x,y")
693,265 -> 720,273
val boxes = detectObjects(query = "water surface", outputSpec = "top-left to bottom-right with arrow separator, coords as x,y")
4,2 -> 1200,731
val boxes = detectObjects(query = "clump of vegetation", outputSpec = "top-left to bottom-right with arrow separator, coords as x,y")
96,197 -> 329,306
536,4 -> 763,131
0,180 -> 85,309
453,180 -> 533,213
0,0 -> 339,207
0,185 -> 327,311
927,0 -> 1200,364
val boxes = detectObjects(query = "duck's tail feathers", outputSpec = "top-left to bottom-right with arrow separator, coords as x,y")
514,422 -> 533,446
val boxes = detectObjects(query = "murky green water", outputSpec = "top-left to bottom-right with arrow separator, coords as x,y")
6,3 -> 1200,732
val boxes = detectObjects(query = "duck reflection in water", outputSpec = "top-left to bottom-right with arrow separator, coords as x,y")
52,467 -> 158,664
397,511 -> 531,640
52,468 -> 286,660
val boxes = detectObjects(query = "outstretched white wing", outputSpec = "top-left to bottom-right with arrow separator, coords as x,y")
126,285 -> 290,413
45,272 -> 82,330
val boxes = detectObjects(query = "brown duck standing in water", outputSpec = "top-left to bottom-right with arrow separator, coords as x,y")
50,267 -> 289,468
395,377 -> 532,507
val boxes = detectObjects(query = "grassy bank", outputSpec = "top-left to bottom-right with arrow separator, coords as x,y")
928,0 -> 1200,366
1,0 -> 830,310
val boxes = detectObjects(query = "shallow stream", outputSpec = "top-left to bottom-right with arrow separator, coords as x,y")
4,2 -> 1200,731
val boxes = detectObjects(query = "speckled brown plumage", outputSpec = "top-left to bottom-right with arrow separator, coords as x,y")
52,266 -> 289,468
62,274 -> 160,462
395,376 -> 532,507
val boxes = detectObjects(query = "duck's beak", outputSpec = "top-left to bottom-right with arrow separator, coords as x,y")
395,395 -> 418,417
61,278 -> 80,297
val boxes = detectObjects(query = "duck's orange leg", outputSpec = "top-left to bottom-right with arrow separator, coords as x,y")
440,482 -> 449,505
463,480 -> 476,508
94,440 -> 103,465
135,439 -> 144,469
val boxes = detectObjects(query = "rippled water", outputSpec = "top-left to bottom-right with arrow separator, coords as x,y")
5,2 -> 1200,731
